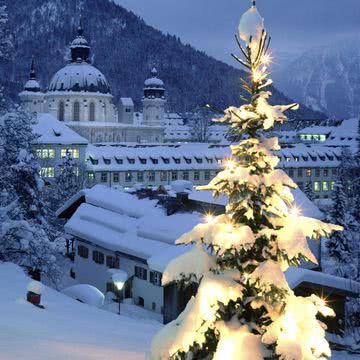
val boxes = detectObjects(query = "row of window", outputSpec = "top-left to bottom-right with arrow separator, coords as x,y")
59,101 -> 104,122
36,148 -> 80,159
135,266 -> 162,287
299,134 -> 327,142
40,166 -> 80,178
286,168 -> 337,178
98,170 -> 214,183
298,181 -> 335,193
78,245 -> 120,268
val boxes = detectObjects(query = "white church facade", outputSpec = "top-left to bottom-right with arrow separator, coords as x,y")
19,23 -> 166,144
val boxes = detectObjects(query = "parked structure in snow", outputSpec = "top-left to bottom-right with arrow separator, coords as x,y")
57,185 -> 360,329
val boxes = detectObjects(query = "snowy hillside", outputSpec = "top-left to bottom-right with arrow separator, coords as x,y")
1,0 -> 324,120
274,40 -> 360,119
0,262 -> 160,360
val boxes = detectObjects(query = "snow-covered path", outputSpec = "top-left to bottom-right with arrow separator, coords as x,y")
0,263 -> 160,360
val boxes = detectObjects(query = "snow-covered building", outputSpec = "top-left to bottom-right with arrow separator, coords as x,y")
84,142 -> 341,199
57,185 -> 360,330
276,118 -> 360,151
20,22 -> 165,144
32,113 -> 88,178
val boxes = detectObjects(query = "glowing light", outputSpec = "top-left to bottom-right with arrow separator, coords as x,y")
224,159 -> 235,171
252,70 -> 262,82
262,53 -> 272,65
289,206 -> 301,217
205,213 -> 215,224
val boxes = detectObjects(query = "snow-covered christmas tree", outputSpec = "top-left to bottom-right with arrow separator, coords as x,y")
151,2 -> 341,359
0,108 -> 60,284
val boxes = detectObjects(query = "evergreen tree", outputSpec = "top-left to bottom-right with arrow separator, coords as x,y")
304,181 -> 315,202
0,108 -> 60,283
325,182 -> 352,274
151,4 -> 340,360
0,4 -> 12,111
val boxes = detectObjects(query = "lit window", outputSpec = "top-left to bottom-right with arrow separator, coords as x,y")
61,148 -> 80,159
125,171 -> 132,182
40,167 -> 55,178
330,181 -> 335,191
88,172 -> 95,181
322,181 -> 329,192
314,181 -> 321,192
36,148 -> 55,159
306,169 -> 312,177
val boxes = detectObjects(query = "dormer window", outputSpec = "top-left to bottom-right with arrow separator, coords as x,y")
115,157 -> 123,164
184,157 -> 192,164
139,157 -> 147,165
195,157 -> 203,164
127,158 -> 135,164
151,158 -> 159,164
173,157 -> 181,164
103,157 -> 111,165
89,156 -> 99,165
162,157 -> 170,164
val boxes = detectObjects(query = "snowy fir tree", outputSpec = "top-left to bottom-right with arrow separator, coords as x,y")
325,182 -> 353,277
151,3 -> 341,359
0,108 -> 60,283
0,4 -> 12,111
304,181 -> 315,202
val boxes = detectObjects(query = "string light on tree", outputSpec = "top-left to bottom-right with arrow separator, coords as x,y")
150,1 -> 341,359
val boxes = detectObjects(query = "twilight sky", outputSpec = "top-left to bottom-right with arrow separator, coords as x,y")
114,0 -> 360,64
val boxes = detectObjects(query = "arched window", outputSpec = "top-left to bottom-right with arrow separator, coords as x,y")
103,102 -> 107,119
58,101 -> 65,121
89,102 -> 95,122
73,101 -> 80,121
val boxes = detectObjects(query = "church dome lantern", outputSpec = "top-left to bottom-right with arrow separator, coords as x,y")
70,21 -> 90,63
143,67 -> 165,99
24,58 -> 41,92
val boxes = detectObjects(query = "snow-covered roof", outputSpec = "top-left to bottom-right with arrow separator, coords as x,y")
86,143 -> 229,171
24,79 -> 41,92
86,143 -> 341,172
120,97 -> 134,107
48,62 -> 111,94
33,113 -> 88,145
286,267 -> 360,297
59,185 -> 202,264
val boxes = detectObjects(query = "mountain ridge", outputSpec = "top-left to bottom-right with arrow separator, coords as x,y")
1,0 -> 325,121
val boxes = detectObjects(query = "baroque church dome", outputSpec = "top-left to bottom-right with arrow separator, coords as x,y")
48,22 -> 111,95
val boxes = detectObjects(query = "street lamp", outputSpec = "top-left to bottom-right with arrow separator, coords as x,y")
108,269 -> 128,316
114,280 -> 125,315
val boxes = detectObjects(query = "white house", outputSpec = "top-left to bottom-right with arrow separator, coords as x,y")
32,113 -> 88,178
57,184 -> 360,330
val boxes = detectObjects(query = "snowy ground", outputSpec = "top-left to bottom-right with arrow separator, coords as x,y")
0,262 -> 358,359
0,262 -> 160,360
